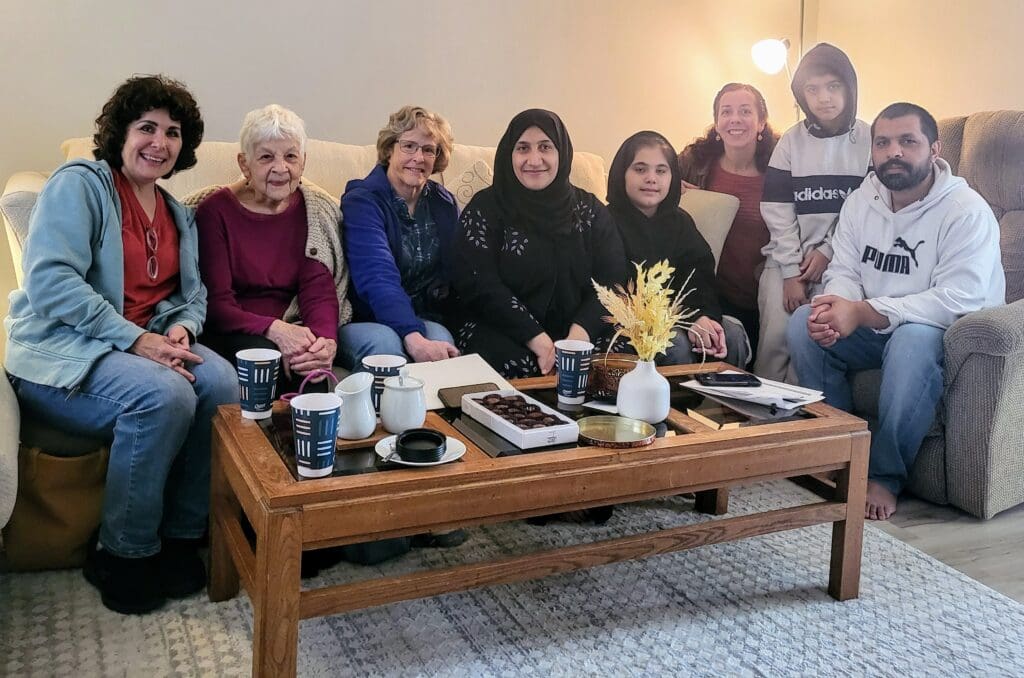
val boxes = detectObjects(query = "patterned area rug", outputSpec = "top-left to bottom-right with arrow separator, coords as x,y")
3,480 -> 1024,677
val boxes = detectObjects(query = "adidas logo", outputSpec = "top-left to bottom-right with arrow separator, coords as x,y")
794,187 -> 852,201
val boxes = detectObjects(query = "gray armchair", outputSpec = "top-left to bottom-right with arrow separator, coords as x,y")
852,110 -> 1024,519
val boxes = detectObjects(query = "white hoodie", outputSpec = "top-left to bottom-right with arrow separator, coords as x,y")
823,158 -> 1004,333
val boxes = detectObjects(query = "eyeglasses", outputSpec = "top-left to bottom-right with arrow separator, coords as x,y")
145,226 -> 159,281
396,140 -> 438,158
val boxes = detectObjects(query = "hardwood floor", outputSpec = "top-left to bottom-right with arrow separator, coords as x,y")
871,494 -> 1024,603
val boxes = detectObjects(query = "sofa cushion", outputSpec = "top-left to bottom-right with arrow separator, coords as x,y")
937,115 -> 967,176
0,370 -> 20,528
678,189 -> 740,269
0,190 -> 37,249
998,211 -> 1024,304
449,160 -> 493,210
955,111 -> 1024,303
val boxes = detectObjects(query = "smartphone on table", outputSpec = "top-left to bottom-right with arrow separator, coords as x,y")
695,372 -> 762,388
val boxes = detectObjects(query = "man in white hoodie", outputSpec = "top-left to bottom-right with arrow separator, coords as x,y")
787,102 -> 1005,521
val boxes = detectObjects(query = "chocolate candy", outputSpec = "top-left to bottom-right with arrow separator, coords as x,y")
477,394 -> 567,428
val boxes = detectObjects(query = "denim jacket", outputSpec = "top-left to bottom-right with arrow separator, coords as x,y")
4,159 -> 207,389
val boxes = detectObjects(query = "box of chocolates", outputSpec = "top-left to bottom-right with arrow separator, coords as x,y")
461,389 -> 580,449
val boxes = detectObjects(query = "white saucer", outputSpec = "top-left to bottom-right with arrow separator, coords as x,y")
374,435 -> 466,466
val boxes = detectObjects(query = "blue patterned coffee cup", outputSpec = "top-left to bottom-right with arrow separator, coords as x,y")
289,392 -> 342,478
236,348 -> 281,420
555,339 -> 594,405
361,354 -> 407,413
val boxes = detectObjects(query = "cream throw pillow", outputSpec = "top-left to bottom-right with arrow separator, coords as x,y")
448,160 -> 493,210
678,188 -> 740,270
0,367 -> 20,529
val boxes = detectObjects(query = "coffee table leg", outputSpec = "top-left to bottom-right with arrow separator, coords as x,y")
828,431 -> 869,600
695,488 -> 729,515
253,509 -> 302,678
208,442 -> 240,602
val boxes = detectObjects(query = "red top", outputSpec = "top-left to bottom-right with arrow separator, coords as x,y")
707,163 -> 768,310
196,187 -> 338,339
114,169 -> 180,328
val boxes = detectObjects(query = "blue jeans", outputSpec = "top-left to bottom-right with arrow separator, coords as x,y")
787,305 -> 945,494
663,315 -> 751,368
10,344 -> 238,558
337,320 -> 455,370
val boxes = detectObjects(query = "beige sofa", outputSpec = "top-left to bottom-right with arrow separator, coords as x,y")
0,135 -> 740,534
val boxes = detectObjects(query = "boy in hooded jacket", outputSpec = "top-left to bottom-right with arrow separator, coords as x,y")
756,43 -> 871,382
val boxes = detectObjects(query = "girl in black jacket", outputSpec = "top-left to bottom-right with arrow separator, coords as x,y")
607,131 -> 749,366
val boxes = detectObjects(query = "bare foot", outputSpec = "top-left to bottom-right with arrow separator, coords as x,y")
865,481 -> 898,520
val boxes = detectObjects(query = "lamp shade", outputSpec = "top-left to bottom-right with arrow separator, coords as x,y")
751,38 -> 790,75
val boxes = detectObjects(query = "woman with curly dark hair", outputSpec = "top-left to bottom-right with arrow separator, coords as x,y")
678,83 -> 777,361
3,75 -> 237,614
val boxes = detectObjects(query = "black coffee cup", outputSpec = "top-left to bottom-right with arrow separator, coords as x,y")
395,428 -> 447,463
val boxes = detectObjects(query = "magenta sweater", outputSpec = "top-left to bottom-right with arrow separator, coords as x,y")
197,188 -> 339,339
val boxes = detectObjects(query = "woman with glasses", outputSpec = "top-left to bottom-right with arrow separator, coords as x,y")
338,105 -> 461,368
3,75 -> 237,615
191,104 -> 350,393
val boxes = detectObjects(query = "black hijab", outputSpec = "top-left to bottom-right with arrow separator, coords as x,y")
607,131 -> 684,268
606,131 -> 722,320
492,109 -> 576,238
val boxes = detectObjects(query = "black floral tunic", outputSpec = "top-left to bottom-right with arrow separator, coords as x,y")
454,186 -> 627,378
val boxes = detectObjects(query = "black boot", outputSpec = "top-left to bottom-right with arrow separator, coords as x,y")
159,537 -> 207,598
84,541 -> 165,615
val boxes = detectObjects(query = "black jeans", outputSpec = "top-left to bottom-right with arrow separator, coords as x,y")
718,298 -> 760,367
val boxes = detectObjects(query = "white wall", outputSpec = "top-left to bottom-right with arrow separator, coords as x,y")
2,0 -> 1022,352
0,0 -> 800,181
0,0 -> 802,349
815,0 -> 1024,123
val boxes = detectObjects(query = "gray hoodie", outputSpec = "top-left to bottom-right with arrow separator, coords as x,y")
760,43 -> 872,277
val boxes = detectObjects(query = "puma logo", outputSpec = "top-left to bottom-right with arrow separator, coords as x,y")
893,237 -> 925,267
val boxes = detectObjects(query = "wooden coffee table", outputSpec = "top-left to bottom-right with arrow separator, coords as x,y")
208,363 -> 868,677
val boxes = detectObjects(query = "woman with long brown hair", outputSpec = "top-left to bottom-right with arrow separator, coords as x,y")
678,83 -> 777,362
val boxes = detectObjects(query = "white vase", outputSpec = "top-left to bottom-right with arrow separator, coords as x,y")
616,360 -> 670,424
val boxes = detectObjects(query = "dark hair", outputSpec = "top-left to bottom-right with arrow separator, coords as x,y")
677,83 -> 777,187
871,102 -> 939,145
607,130 -> 681,213
92,75 -> 204,177
622,131 -> 676,170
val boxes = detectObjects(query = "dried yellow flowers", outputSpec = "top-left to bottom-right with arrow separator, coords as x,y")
592,260 -> 700,362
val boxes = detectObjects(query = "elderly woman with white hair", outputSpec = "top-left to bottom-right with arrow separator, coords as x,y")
192,104 -> 351,391
338,105 -> 460,368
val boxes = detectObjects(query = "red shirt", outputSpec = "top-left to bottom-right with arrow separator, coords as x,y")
196,187 -> 338,339
114,169 -> 180,327
707,163 -> 768,310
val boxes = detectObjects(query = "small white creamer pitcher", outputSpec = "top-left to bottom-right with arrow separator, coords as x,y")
380,368 -> 426,434
335,371 -> 377,440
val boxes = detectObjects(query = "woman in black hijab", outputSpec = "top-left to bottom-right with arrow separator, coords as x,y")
455,109 -> 627,378
607,131 -> 749,366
